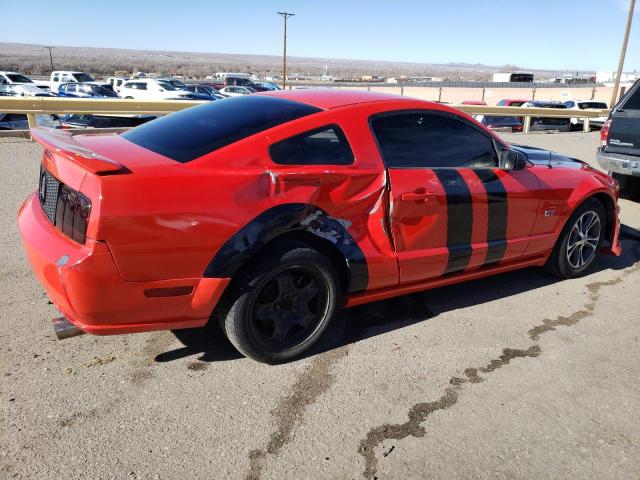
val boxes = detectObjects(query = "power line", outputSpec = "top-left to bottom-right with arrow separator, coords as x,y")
277,11 -> 294,89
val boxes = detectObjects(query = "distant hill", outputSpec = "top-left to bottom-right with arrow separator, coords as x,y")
0,42 -> 579,80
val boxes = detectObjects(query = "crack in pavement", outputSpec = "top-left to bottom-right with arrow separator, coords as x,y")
358,246 -> 640,479
358,346 -> 540,479
245,346 -> 349,480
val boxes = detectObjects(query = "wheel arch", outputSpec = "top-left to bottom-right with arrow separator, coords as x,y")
563,185 -> 617,247
589,192 -> 616,245
203,203 -> 368,295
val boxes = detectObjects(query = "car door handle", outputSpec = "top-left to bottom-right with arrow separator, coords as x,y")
400,191 -> 433,202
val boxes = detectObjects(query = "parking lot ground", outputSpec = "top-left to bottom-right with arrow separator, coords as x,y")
1,132 -> 639,480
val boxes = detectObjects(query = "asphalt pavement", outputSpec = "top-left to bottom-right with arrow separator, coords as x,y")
1,132 -> 639,480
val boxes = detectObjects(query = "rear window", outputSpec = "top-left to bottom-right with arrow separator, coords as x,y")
122,95 -> 322,163
578,102 -> 608,109
73,73 -> 95,82
620,84 -> 640,110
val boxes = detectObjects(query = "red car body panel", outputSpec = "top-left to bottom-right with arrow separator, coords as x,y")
18,90 -> 621,336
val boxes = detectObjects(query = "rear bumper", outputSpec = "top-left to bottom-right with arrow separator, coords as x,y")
18,193 -> 230,335
597,148 -> 640,177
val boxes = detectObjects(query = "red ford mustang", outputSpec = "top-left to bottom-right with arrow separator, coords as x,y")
19,90 -> 621,363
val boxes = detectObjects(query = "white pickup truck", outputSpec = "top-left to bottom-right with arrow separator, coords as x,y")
0,71 -> 50,91
49,71 -> 110,93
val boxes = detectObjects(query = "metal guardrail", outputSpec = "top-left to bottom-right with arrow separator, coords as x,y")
0,97 -> 610,134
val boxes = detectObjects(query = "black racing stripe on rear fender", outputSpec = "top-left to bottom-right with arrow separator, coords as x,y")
473,169 -> 508,265
433,169 -> 473,274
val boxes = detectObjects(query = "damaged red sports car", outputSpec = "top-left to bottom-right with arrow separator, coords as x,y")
19,90 -> 621,363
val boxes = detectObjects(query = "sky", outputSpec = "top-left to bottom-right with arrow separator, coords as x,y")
0,0 -> 638,72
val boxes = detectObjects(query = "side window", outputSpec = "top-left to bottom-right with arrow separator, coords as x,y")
139,83 -> 148,90
371,112 -> 497,169
52,74 -> 59,82
270,125 -> 355,166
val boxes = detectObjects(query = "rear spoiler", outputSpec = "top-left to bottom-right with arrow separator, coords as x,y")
30,127 -> 126,175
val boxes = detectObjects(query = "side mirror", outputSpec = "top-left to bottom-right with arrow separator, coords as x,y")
500,149 -> 528,170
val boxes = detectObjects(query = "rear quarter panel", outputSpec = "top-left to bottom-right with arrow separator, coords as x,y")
97,104 -> 400,290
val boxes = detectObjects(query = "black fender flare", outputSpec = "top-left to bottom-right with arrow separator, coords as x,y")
203,203 -> 368,294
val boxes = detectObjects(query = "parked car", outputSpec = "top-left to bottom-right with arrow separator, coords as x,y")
0,71 -> 50,91
254,82 -> 282,91
218,86 -> 256,96
58,114 -> 156,129
118,79 -> 197,100
0,71 -> 35,85
204,77 -> 269,91
520,101 -> 571,132
563,100 -> 609,129
157,78 -> 190,90
50,71 -> 106,92
474,115 -> 523,132
0,113 -> 60,129
57,83 -> 119,98
0,84 -> 55,97
183,85 -> 220,100
197,85 -> 225,99
19,91 -> 621,363
597,79 -> 640,197
496,99 -> 529,107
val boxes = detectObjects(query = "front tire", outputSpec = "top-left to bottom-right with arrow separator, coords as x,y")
216,241 -> 339,363
545,198 -> 606,278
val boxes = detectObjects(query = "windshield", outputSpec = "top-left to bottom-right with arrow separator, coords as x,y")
482,116 -> 521,125
7,74 -> 33,83
73,73 -> 95,82
531,103 -> 566,109
92,85 -> 117,96
157,82 -> 177,91
578,102 -> 607,110
169,80 -> 187,89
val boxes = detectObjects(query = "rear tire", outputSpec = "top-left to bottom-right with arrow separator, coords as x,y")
215,241 -> 339,364
545,198 -> 606,278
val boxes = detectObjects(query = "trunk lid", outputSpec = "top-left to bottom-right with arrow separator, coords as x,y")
31,127 -> 178,175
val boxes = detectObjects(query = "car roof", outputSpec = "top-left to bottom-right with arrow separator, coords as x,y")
260,89 -> 412,109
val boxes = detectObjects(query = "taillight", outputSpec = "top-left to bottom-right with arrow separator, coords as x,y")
601,118 -> 612,146
54,185 -> 91,243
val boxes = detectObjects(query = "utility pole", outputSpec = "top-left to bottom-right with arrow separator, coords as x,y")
277,11 -> 294,89
610,0 -> 635,107
44,46 -> 55,73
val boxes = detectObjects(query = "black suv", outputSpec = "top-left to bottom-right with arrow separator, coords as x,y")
598,79 -> 640,197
